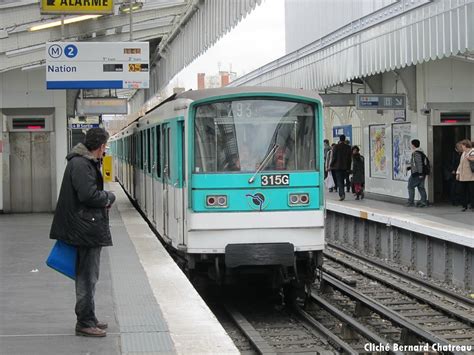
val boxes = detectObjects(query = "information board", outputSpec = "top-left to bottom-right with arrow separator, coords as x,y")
356,94 -> 406,110
46,42 -> 149,89
332,125 -> 352,144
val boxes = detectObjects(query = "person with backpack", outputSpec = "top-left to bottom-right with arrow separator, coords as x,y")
406,139 -> 429,207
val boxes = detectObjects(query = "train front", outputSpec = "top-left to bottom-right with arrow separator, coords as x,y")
187,92 -> 324,290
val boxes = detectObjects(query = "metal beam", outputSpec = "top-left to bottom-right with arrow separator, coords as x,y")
1,3 -> 185,54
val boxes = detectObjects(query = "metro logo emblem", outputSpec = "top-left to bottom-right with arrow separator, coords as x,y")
41,0 -> 114,14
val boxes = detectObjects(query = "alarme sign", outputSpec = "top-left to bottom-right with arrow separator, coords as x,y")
46,42 -> 149,90
40,0 -> 114,15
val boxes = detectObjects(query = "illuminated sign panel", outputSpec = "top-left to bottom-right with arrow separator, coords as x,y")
41,0 -> 114,14
46,42 -> 149,89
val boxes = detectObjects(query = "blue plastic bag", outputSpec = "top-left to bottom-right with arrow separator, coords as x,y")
46,240 -> 77,280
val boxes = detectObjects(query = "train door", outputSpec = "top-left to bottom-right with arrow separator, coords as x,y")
141,130 -> 147,213
178,121 -> 186,247
150,127 -> 156,224
162,123 -> 170,238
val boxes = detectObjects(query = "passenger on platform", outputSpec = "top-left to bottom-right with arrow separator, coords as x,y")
350,146 -> 365,200
49,128 -> 116,338
330,135 -> 352,201
323,139 -> 331,179
325,143 -> 336,192
455,139 -> 474,212
344,139 -> 352,192
406,139 -> 428,207
448,143 -> 463,206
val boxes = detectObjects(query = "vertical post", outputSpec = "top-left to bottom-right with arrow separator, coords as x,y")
129,0 -> 133,42
61,15 -> 65,41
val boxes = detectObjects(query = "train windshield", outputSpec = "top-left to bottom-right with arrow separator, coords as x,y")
194,99 -> 316,173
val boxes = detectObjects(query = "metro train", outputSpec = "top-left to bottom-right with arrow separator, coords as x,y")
109,87 -> 325,293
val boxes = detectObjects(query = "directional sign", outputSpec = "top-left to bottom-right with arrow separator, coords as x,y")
40,0 -> 114,15
46,42 -> 149,90
69,123 -> 100,129
356,94 -> 406,110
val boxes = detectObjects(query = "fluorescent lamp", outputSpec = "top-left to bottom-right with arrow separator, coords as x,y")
119,2 -> 143,13
6,43 -> 45,57
29,15 -> 102,32
21,62 -> 46,71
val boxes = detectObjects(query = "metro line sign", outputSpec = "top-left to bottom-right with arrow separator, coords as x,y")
45,42 -> 149,90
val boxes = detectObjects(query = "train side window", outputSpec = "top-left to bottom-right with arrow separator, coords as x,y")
147,128 -> 152,174
140,131 -> 144,170
156,126 -> 161,178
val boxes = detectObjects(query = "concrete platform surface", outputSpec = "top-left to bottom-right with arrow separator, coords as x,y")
0,182 -> 238,354
325,191 -> 473,247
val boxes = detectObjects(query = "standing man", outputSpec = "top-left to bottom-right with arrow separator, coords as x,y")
50,128 -> 116,337
323,139 -> 331,179
330,135 -> 352,201
406,139 -> 428,207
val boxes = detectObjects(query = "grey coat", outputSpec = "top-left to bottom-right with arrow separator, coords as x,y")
49,143 -> 115,247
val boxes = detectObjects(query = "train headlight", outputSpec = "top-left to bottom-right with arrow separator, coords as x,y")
206,195 -> 228,208
288,193 -> 310,206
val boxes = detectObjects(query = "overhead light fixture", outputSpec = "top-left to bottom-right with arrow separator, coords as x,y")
6,43 -> 46,57
21,61 -> 46,71
119,1 -> 143,13
28,15 -> 102,32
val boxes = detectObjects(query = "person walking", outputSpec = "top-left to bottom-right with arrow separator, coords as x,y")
325,143 -> 336,192
455,139 -> 474,211
330,135 -> 352,201
406,139 -> 428,207
49,128 -> 116,337
323,139 -> 331,180
351,146 -> 365,200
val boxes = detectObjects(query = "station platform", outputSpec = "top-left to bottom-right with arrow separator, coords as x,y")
325,191 -> 473,248
0,182 -> 238,355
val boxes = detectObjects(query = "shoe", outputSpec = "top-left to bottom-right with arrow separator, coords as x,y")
360,192 -> 364,200
461,208 -> 467,212
405,202 -> 415,207
355,196 -> 360,200
75,326 -> 106,337
329,188 -> 333,192
96,321 -> 108,330
339,194 -> 345,201
416,202 -> 427,208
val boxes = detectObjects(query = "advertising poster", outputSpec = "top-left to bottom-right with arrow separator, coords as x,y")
392,123 -> 411,181
369,124 -> 387,178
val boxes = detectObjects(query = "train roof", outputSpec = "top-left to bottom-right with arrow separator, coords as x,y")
175,86 -> 323,103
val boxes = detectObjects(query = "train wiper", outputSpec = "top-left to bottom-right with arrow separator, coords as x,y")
248,144 -> 279,184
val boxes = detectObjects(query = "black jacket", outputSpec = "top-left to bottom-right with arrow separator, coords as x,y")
351,154 -> 365,184
50,143 -> 115,247
330,142 -> 352,170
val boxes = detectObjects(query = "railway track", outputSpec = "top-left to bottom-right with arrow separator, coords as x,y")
319,244 -> 474,354
222,296 -> 412,354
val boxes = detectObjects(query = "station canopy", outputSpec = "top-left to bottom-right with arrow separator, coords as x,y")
0,0 -> 263,97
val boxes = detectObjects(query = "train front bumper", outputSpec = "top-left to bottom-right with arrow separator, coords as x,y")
186,210 -> 325,254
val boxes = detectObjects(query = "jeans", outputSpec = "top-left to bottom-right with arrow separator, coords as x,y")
334,170 -> 347,198
460,181 -> 474,209
407,174 -> 427,204
75,246 -> 102,328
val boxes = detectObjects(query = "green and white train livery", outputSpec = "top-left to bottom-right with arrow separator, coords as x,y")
109,87 -> 325,290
